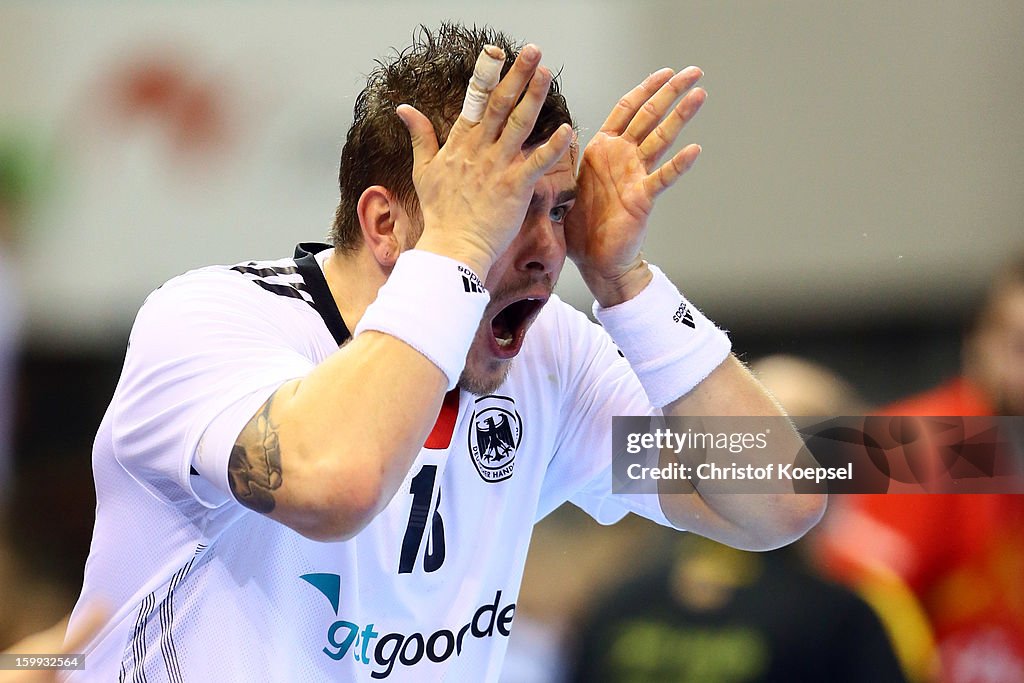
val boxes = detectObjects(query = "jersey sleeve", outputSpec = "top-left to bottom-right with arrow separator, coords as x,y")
536,301 -> 678,528
109,269 -> 317,508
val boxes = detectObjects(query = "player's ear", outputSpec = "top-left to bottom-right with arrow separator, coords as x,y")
356,185 -> 400,268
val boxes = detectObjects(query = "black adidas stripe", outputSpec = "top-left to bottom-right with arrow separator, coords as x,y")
243,279 -> 313,305
229,264 -> 313,307
230,264 -> 309,293
158,557 -> 195,683
231,263 -> 300,279
130,592 -> 156,683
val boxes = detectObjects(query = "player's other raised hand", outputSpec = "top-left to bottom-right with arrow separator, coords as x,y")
567,66 -> 706,306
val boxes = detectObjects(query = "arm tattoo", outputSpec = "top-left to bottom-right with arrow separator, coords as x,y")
228,393 -> 284,513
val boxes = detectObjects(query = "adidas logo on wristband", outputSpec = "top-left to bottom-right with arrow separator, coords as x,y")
595,264 -> 731,406
459,266 -> 485,294
673,301 -> 696,328
356,251 -> 491,391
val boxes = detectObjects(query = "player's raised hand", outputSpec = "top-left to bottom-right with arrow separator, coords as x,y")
567,66 -> 705,306
396,44 -> 574,278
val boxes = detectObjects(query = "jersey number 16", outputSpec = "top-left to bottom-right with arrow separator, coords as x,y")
398,464 -> 445,574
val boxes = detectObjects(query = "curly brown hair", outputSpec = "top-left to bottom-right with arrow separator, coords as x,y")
331,22 -> 575,252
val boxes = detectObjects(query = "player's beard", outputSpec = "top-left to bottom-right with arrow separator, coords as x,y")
457,273 -> 556,396
458,359 -> 513,397
457,313 -> 519,397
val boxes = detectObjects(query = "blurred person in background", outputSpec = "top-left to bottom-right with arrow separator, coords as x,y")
750,354 -> 869,417
755,355 -> 937,681
568,534 -> 906,683
886,254 -> 1024,418
818,253 -> 1024,683
561,356 -> 908,682
500,509 -> 670,683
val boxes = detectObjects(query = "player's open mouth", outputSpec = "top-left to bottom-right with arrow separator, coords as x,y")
489,296 -> 547,359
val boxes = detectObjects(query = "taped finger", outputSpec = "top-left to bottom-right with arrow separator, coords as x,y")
460,45 -> 505,124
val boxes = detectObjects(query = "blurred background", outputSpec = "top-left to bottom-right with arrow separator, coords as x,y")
1,2 -> 1022,681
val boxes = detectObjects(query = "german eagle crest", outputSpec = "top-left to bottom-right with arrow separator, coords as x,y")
468,395 -> 522,482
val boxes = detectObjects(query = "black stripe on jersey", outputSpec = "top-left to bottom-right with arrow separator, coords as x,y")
242,278 -> 313,304
293,242 -> 352,346
231,263 -> 302,280
129,591 -> 155,683
229,263 -> 313,308
158,557 -> 194,683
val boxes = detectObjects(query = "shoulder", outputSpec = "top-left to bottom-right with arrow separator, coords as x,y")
126,254 -> 332,364
136,256 -> 316,329
150,255 -> 311,307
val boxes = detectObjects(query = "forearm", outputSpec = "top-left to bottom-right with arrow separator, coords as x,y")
593,265 -> 825,550
659,356 -> 827,550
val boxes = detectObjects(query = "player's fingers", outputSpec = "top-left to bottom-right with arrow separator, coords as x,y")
396,104 -> 440,170
623,66 -> 702,144
478,43 -> 542,140
522,123 -> 574,184
638,87 -> 706,168
456,45 -> 506,129
498,66 -> 554,154
599,68 -> 674,135
642,143 -> 701,198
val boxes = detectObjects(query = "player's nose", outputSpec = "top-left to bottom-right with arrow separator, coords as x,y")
515,213 -> 565,275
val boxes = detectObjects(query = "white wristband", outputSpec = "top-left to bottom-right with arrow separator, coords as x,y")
594,264 -> 731,407
354,250 -> 489,390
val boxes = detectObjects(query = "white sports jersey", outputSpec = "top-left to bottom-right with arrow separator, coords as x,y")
67,243 -> 672,682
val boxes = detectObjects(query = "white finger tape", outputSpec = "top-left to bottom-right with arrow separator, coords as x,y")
461,45 -> 504,123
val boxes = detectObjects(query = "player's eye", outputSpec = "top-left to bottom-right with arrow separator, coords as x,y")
549,205 -> 570,223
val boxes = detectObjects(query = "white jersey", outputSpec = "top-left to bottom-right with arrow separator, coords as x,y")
67,243 -> 671,682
